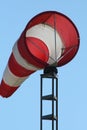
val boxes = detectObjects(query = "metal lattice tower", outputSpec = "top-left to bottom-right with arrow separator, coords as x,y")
40,67 -> 58,130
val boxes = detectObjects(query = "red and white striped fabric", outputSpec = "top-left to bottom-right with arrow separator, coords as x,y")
0,11 -> 80,97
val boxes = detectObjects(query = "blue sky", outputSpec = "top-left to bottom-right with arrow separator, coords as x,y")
0,1 -> 87,130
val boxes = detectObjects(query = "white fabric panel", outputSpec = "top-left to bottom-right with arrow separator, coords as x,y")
3,66 -> 29,87
26,24 -> 64,64
12,41 -> 41,70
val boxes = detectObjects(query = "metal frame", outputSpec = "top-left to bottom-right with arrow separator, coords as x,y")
40,68 -> 58,130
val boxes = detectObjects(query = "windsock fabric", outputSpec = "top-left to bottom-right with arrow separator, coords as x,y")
0,11 -> 80,97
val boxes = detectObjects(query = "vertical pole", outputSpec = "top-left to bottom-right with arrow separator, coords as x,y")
56,77 -> 58,130
52,78 -> 54,130
40,76 -> 42,130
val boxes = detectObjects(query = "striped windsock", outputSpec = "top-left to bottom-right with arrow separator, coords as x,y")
0,11 -> 80,98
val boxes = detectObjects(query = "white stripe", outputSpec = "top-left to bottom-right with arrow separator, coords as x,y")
26,24 -> 64,65
12,41 -> 41,70
3,65 -> 29,87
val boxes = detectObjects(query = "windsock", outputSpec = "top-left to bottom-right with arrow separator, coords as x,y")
0,11 -> 80,98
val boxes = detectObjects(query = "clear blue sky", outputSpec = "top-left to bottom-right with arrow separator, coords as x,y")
0,1 -> 86,130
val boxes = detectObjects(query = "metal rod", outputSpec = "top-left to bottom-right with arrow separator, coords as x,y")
56,77 -> 58,130
52,78 -> 54,130
40,76 -> 42,130
54,14 -> 57,61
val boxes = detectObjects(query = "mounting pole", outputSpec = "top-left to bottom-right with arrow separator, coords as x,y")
40,66 -> 58,130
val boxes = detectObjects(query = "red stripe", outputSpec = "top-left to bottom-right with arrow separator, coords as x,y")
0,80 -> 19,98
18,32 -> 49,68
26,37 -> 49,62
26,12 -> 52,29
8,53 -> 35,77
